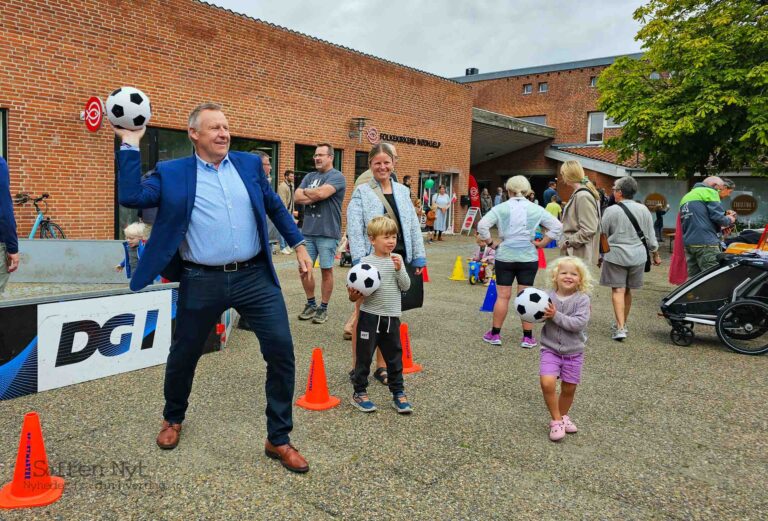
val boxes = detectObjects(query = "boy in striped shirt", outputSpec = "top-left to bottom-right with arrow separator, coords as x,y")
347,216 -> 413,414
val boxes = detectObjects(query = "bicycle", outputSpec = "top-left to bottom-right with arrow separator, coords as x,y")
14,193 -> 67,239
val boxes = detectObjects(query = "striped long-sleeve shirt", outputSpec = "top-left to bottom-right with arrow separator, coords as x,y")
360,253 -> 411,318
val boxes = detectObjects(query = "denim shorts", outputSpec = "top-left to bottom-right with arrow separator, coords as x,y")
304,236 -> 339,269
540,347 -> 584,384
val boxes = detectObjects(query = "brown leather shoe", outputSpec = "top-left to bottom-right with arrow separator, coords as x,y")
264,441 -> 309,473
156,421 -> 182,450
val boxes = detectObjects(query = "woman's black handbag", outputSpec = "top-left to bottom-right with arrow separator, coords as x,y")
401,263 -> 424,311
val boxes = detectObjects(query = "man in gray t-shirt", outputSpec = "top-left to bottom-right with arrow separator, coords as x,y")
294,143 -> 347,324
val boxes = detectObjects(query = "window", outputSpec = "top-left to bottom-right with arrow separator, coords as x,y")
538,82 -> 548,93
230,137 -> 279,190
355,151 -> 368,180
587,112 -> 605,143
649,71 -> 661,80
522,83 -> 532,95
587,112 -> 626,143
518,115 -> 547,125
0,109 -> 6,159
589,76 -> 597,87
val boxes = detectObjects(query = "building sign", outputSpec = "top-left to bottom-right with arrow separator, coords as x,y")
460,207 -> 479,235
644,192 -> 668,210
731,194 -> 758,215
378,132 -> 441,149
365,127 -> 380,145
83,96 -> 105,133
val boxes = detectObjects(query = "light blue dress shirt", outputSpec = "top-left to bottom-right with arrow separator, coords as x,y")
178,154 -> 261,265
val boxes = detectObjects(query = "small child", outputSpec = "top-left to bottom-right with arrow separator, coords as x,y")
545,195 -> 562,220
347,216 -> 413,414
425,207 -> 436,243
539,256 -> 593,442
115,222 -> 148,279
470,234 -> 495,282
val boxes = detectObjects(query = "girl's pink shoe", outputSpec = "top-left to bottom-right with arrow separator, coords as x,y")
549,420 -> 566,441
562,415 -> 578,433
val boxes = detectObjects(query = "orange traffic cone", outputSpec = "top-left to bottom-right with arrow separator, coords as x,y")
400,323 -> 423,374
0,412 -> 64,509
421,266 -> 430,283
296,348 -> 341,410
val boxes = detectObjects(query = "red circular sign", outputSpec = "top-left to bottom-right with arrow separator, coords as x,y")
84,96 -> 104,132
366,127 -> 380,144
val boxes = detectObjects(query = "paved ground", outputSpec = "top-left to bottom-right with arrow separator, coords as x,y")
1,236 -> 766,520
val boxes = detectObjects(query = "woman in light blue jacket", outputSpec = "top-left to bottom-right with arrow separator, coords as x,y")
345,143 -> 427,384
347,146 -> 427,269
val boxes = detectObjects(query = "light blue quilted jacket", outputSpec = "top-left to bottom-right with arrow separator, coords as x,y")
346,180 -> 427,267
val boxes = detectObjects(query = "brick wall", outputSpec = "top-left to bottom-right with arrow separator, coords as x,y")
466,66 -> 608,144
0,0 -> 473,238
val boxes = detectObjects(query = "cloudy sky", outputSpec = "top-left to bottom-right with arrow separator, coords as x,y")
207,0 -> 645,78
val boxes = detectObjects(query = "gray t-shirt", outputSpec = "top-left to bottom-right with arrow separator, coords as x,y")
299,168 -> 346,238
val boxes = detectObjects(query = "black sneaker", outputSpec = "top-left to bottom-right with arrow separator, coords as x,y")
312,308 -> 328,324
298,303 -> 317,320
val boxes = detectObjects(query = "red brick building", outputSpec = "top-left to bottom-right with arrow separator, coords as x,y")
454,55 -> 645,201
0,0 -> 473,239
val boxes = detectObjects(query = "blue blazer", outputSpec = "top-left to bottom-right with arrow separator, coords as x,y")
117,149 -> 304,291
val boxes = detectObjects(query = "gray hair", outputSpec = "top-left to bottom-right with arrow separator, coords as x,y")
251,150 -> 269,160
188,102 -> 223,130
702,176 -> 724,188
721,177 -> 735,189
614,176 -> 638,199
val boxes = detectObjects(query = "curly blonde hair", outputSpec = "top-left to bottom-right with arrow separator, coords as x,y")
547,256 -> 593,294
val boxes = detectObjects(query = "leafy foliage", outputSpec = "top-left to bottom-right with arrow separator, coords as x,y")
598,0 -> 768,177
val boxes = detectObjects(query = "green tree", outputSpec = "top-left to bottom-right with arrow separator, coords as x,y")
598,0 -> 768,178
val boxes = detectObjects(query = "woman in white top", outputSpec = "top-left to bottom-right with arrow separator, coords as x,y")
477,176 -> 562,348
431,185 -> 451,241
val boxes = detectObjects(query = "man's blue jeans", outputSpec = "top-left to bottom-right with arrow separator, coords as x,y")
163,253 -> 296,445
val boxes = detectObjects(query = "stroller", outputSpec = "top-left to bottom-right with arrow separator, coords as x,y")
660,252 -> 768,355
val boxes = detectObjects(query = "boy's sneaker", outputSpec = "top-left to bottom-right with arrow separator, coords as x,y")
312,308 -> 328,324
391,392 -> 413,414
351,393 -> 376,412
482,330 -> 502,346
562,415 -> 578,434
549,420 -> 566,441
298,303 -> 316,320
520,336 -> 538,349
612,327 -> 627,341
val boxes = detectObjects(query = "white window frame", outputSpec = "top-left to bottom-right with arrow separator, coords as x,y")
589,76 -> 597,87
587,112 -> 605,144
538,82 -> 548,93
604,115 -> 624,128
518,115 -> 547,125
522,83 -> 532,95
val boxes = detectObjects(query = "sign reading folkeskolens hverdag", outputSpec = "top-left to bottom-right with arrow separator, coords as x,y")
731,194 -> 758,215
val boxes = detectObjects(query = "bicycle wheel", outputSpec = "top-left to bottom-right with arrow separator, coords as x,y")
40,221 -> 66,239
715,299 -> 768,355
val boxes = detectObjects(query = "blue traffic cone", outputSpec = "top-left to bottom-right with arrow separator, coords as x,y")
479,279 -> 497,312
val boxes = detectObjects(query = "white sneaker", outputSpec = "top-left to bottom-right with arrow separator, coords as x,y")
612,327 -> 627,341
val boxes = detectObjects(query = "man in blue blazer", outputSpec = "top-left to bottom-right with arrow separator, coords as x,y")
114,102 -> 313,473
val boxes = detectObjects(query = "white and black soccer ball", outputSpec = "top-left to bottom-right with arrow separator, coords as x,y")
514,287 -> 552,323
106,87 -> 152,130
347,263 -> 381,296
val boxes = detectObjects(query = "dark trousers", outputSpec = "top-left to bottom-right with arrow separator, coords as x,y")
353,311 -> 404,395
163,254 -> 295,446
